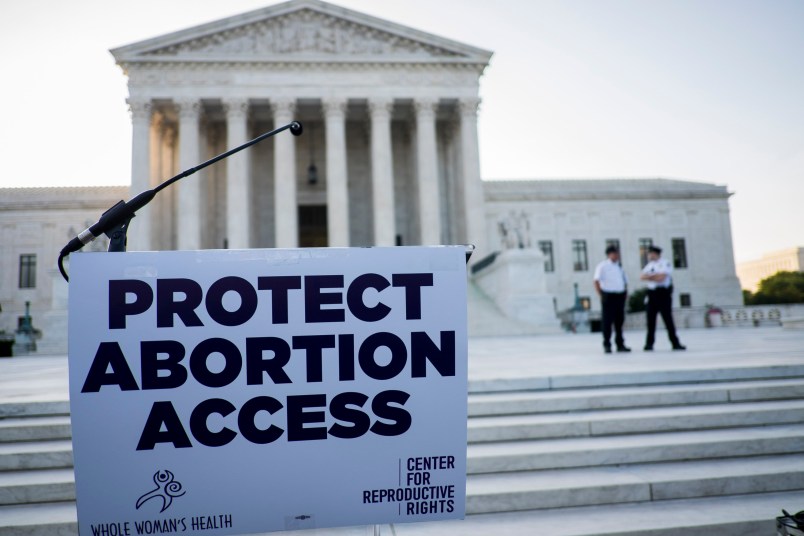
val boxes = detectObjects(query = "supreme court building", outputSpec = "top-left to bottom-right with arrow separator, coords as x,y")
0,0 -> 744,351
113,0 -> 490,256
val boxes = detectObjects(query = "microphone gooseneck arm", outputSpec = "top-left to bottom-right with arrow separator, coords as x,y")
58,121 -> 303,282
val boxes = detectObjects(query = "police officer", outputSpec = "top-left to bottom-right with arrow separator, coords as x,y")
640,245 -> 686,351
593,245 -> 630,354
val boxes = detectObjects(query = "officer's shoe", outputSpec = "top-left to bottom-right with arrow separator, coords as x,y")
672,344 -> 687,351
616,346 -> 631,353
643,345 -> 653,351
604,346 -> 612,354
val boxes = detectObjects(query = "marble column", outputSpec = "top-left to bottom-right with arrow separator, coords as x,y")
127,98 -> 152,251
415,98 -> 441,245
458,98 -> 487,257
158,123 -> 177,251
148,113 -> 163,250
272,99 -> 298,248
368,98 -> 396,246
176,98 -> 202,250
323,98 -> 349,247
224,98 -> 251,249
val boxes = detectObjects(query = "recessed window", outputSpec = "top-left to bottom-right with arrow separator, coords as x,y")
19,254 -> 36,289
672,238 -> 688,269
538,240 -> 554,273
680,293 -> 692,307
639,238 -> 653,267
572,240 -> 588,271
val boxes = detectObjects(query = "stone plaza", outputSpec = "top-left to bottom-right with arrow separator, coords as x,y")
1,326 -> 803,535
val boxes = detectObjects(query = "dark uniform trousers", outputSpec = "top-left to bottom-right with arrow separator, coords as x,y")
645,287 -> 681,348
601,291 -> 626,350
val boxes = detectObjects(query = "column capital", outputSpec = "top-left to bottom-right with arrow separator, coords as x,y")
127,98 -> 152,121
458,97 -> 482,117
161,124 -> 177,149
176,98 -> 201,120
322,97 -> 348,118
223,98 -> 249,119
368,97 -> 394,118
271,98 -> 296,117
151,112 -> 165,130
414,97 -> 439,117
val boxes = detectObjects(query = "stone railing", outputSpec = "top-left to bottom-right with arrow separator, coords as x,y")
720,304 -> 804,327
623,303 -> 804,331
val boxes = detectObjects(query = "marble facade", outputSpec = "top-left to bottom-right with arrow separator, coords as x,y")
111,0 -> 491,256
483,179 -> 744,313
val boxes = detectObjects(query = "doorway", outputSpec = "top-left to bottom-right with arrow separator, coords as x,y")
299,205 -> 328,247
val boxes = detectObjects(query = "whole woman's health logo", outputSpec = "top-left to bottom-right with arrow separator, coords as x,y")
136,470 -> 186,513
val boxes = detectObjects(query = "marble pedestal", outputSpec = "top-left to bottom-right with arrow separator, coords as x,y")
472,248 -> 560,331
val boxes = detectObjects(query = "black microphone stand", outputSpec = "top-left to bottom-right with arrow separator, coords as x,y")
58,121 -> 303,282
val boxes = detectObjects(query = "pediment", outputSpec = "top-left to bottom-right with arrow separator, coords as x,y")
112,0 -> 492,65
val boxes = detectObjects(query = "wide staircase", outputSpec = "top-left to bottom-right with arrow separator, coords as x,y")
2,362 -> 804,535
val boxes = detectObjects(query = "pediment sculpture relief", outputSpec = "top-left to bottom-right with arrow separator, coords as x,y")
144,9 -> 462,58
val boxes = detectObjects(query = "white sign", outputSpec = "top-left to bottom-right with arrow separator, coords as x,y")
68,247 -> 468,535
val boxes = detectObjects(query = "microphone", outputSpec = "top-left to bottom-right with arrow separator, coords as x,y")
58,121 -> 303,281
60,190 -> 154,258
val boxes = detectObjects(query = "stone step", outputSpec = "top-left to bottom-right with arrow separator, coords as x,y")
0,416 -> 72,443
0,401 -> 70,419
467,423 -> 804,474
466,453 -> 804,514
469,377 -> 804,416
0,469 -> 74,506
5,489 -> 798,536
0,451 -> 799,512
468,363 -> 804,393
468,398 -> 804,442
0,502 -> 380,536
393,490 -> 800,536
0,501 -> 76,535
0,485 -> 798,536
0,440 -> 73,471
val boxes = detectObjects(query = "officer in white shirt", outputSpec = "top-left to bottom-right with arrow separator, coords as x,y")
593,245 -> 630,353
640,245 -> 686,351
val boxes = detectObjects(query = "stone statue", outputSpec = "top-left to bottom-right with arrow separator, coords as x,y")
498,211 -> 531,250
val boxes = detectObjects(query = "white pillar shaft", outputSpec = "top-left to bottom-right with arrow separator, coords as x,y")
324,99 -> 349,247
225,99 -> 250,249
148,116 -> 163,250
459,98 -> 487,257
176,99 -> 202,250
128,99 -> 151,251
160,126 -> 177,251
273,100 -> 298,248
369,98 -> 396,246
415,99 -> 441,245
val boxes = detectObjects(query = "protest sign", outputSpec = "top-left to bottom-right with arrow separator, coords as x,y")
68,246 -> 468,535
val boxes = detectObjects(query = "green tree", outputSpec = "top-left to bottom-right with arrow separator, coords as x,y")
628,288 -> 648,313
745,271 -> 804,305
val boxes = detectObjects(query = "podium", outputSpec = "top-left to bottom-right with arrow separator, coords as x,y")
67,246 -> 469,535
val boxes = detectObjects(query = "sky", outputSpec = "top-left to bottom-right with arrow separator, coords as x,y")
0,0 -> 802,263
